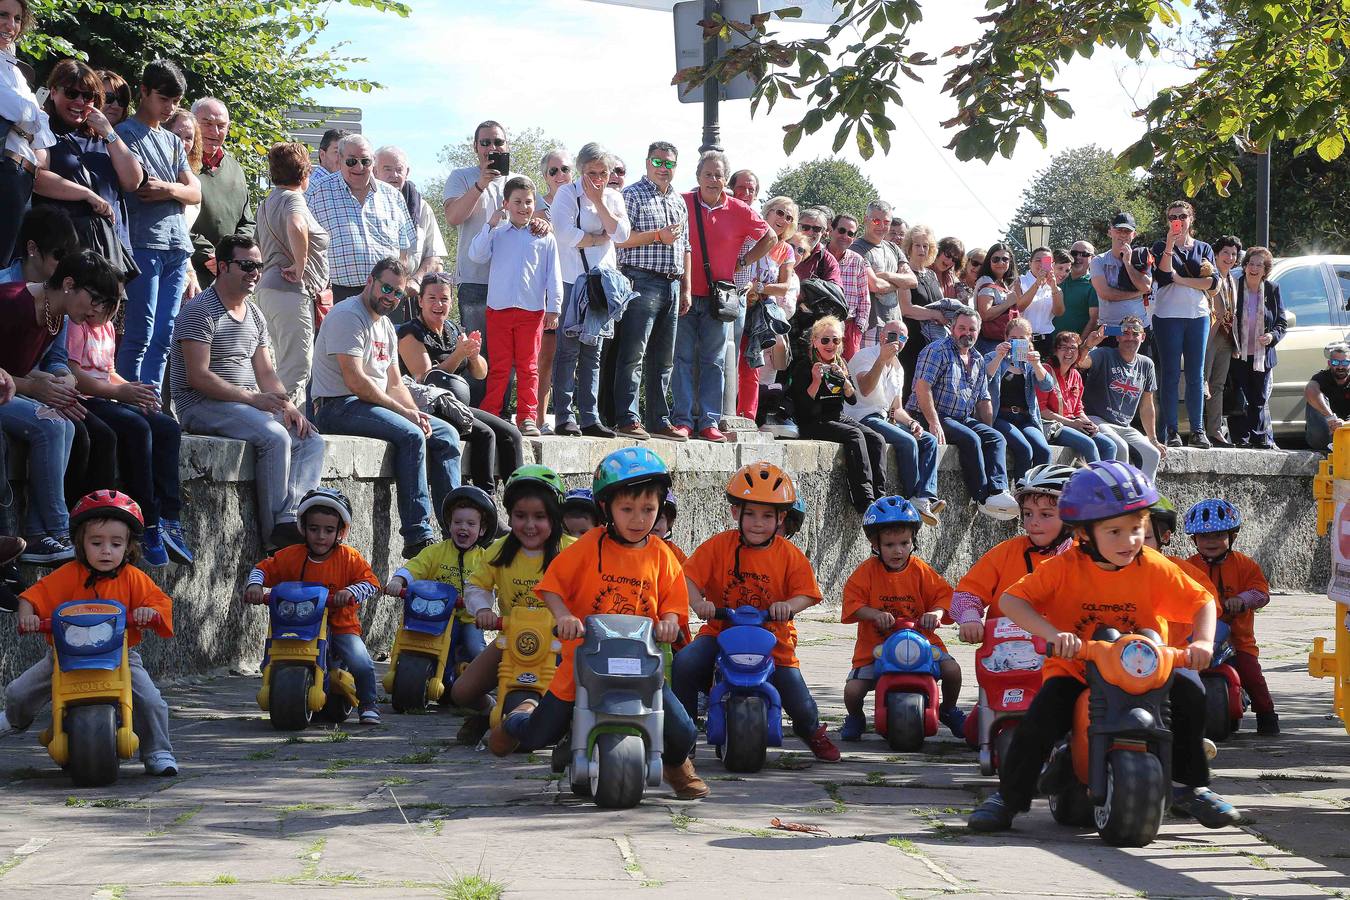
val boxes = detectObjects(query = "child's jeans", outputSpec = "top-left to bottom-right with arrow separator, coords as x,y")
4,649 -> 173,760
1231,651 -> 1275,714
997,674 -> 1209,814
328,633 -> 378,707
483,307 -> 544,423
672,634 -> 821,753
504,687 -> 697,763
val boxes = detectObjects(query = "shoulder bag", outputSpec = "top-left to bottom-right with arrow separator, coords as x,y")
692,197 -> 742,322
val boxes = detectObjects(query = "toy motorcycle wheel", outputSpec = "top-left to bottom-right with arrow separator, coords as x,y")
1049,783 -> 1094,828
270,665 -> 315,731
392,655 -> 435,714
723,695 -> 767,773
1201,675 -> 1232,742
67,704 -> 120,787
992,724 -> 1017,776
885,693 -> 925,753
1094,749 -> 1167,847
591,733 -> 645,809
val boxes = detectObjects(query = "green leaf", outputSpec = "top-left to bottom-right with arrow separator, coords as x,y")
1317,133 -> 1346,162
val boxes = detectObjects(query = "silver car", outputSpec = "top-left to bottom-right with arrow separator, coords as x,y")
1265,255 -> 1350,439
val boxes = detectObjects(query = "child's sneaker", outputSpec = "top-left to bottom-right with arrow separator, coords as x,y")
456,713 -> 490,746
967,791 -> 1015,832
140,526 -> 170,567
144,751 -> 179,776
938,705 -> 968,739
487,697 -> 537,757
839,713 -> 866,742
1170,786 -> 1241,828
806,723 -> 841,762
663,758 -> 710,799
1256,712 -> 1280,735
20,534 -> 75,565
358,705 -> 381,725
160,520 -> 194,565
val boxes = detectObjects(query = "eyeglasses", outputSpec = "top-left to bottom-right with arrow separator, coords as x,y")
649,157 -> 677,169
343,157 -> 372,168
59,86 -> 98,103
869,218 -> 886,226
1330,358 -> 1350,368
477,138 -> 507,148
103,92 -> 123,106
225,258 -> 263,273
612,167 -> 625,177
771,208 -> 794,222
817,336 -> 842,344
799,223 -> 824,234
991,255 -> 1011,263
1120,330 -> 1145,338
378,282 -> 410,302
1070,250 -> 1093,258
1166,213 -> 1189,221
547,165 -> 571,177
834,227 -> 856,237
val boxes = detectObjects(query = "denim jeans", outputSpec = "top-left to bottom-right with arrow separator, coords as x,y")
672,634 -> 821,752
457,282 -> 490,406
328,632 -> 378,706
1050,423 -> 1120,463
552,281 -> 603,428
0,157 -> 34,267
83,398 -> 182,527
116,247 -> 190,388
1307,407 -> 1335,453
1089,418 -> 1161,480
915,413 -> 1007,503
993,411 -> 1052,483
446,619 -> 487,682
0,396 -> 75,537
314,396 -> 460,543
1153,315 -> 1209,440
615,268 -> 679,430
504,684 -> 697,763
179,399 -> 326,541
0,434 -> 14,536
859,413 -> 939,501
1231,358 -> 1274,446
672,299 -> 730,432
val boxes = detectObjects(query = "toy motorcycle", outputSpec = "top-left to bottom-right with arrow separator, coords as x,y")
256,582 -> 359,731
31,600 -> 140,786
706,606 -> 784,773
1039,627 -> 1188,847
553,614 -> 665,809
966,616 -> 1045,774
488,605 -> 558,728
872,618 -> 944,752
383,580 -> 470,713
1200,620 -> 1248,742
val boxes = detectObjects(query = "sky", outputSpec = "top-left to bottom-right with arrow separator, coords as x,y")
311,0 -> 1196,243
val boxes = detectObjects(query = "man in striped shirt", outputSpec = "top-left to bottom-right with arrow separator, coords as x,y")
827,213 -> 871,360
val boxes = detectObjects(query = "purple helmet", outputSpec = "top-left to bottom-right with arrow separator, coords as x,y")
1058,460 -> 1159,525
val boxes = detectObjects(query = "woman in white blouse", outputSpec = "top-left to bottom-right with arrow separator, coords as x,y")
0,0 -> 55,265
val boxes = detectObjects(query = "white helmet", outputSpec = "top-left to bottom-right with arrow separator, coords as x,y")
1013,464 -> 1077,502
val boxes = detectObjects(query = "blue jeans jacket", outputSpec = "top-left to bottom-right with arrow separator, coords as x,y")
563,265 -> 637,346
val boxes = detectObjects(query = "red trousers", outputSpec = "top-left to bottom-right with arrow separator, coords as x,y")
736,334 -> 760,421
843,320 -> 863,361
483,307 -> 544,424
1231,650 -> 1274,715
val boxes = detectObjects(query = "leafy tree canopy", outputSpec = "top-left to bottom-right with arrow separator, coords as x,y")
766,157 -> 878,222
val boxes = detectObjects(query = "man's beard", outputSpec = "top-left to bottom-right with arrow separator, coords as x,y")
956,335 -> 975,349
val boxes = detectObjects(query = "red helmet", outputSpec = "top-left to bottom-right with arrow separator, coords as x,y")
70,490 -> 145,537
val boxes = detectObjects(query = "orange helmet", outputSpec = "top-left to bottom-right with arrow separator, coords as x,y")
726,462 -> 796,508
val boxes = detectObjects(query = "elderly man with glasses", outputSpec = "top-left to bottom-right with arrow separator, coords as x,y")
1056,240 -> 1099,340
1307,342 -> 1350,453
827,213 -> 872,359
308,133 -> 416,303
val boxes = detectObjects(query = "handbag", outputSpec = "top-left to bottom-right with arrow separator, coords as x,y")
575,203 -> 609,315
49,134 -> 139,283
692,196 -> 742,322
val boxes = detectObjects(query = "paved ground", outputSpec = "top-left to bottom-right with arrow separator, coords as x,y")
0,592 -> 1347,899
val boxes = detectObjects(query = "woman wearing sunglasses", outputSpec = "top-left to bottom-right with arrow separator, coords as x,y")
1151,200 -> 1218,449
734,194 -> 798,421
789,316 -> 886,514
973,242 -> 1031,357
933,236 -> 965,300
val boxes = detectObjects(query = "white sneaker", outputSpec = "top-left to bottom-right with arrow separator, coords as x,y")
979,491 -> 1020,521
913,498 -> 940,527
144,751 -> 179,776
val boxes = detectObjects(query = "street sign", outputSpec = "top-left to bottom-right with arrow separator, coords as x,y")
584,0 -> 841,23
673,0 -> 758,104
286,106 -> 363,160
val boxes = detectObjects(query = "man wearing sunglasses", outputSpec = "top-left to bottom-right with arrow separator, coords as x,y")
310,257 -> 462,559
1306,342 -> 1350,453
826,213 -> 871,358
613,141 -> 690,442
308,133 -> 416,305
187,98 -> 255,291
850,200 -> 917,351
1056,240 -> 1099,340
792,207 -> 842,289
169,235 -> 325,553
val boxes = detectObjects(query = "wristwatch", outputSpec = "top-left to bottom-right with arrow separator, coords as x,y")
103,131 -> 119,144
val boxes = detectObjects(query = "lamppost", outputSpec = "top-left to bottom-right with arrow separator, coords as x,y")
1024,211 -> 1052,253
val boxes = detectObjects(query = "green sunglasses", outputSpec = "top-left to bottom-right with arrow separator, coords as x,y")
649,158 -> 677,169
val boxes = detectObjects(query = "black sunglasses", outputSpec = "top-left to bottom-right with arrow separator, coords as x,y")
1070,250 -> 1092,258
834,227 -> 856,237
612,168 -> 626,177
547,165 -> 571,177
225,258 -> 263,273
60,86 -> 98,103
477,138 -> 507,148
1166,213 -> 1189,221
343,157 -> 372,168
817,336 -> 842,344
991,255 -> 1012,263
103,92 -> 123,106
800,223 -> 824,234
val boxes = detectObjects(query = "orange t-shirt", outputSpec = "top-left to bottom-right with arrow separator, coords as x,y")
22,562 -> 174,647
1165,554 -> 1217,648
683,530 -> 822,668
956,536 -> 1059,619
1006,545 -> 1212,683
534,529 -> 689,702
842,556 -> 953,668
252,545 -> 379,636
661,537 -> 688,566
1187,550 -> 1268,656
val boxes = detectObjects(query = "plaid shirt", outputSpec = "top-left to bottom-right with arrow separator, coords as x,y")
617,176 -> 688,276
906,335 -> 989,420
307,175 -> 415,287
835,248 -> 870,329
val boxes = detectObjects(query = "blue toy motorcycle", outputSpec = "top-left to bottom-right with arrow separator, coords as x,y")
872,619 -> 943,752
706,606 -> 784,773
383,580 -> 480,713
256,582 -> 358,731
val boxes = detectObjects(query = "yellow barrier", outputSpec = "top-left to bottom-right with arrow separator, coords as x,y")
1310,428 -> 1350,734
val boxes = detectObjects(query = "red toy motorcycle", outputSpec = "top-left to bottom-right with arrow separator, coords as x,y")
963,616 -> 1045,775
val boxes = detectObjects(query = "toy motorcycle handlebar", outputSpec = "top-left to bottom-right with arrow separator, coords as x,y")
1043,636 -> 1191,668
713,606 -> 795,622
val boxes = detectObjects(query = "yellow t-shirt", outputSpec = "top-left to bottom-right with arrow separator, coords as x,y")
469,534 -> 576,614
404,540 -> 485,623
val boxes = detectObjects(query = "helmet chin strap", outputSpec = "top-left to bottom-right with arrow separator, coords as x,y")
1030,527 -> 1074,554
734,505 -> 779,580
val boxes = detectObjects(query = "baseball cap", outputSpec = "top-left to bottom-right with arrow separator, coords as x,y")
1110,212 -> 1137,230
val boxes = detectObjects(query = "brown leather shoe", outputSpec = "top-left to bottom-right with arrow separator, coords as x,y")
0,536 -> 25,567
616,423 -> 650,441
652,425 -> 689,442
663,758 -> 710,799
487,697 -> 537,757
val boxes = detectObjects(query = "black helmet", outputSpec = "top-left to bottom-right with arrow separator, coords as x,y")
441,485 -> 499,547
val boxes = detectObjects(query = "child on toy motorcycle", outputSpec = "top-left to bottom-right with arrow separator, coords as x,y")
840,496 -> 963,742
967,461 -> 1241,833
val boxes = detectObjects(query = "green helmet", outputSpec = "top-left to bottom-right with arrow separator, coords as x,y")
504,464 -> 565,507
1148,495 -> 1178,535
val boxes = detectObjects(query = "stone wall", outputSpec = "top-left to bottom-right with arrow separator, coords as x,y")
0,433 -> 1324,683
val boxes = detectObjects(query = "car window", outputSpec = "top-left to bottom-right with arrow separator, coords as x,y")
1336,266 -> 1350,312
1272,265 -> 1332,327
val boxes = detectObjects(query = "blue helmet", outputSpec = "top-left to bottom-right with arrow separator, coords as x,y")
783,496 -> 807,538
1183,498 -> 1242,535
592,447 -> 672,503
863,496 -> 922,535
1058,460 -> 1158,525
562,487 -> 599,518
